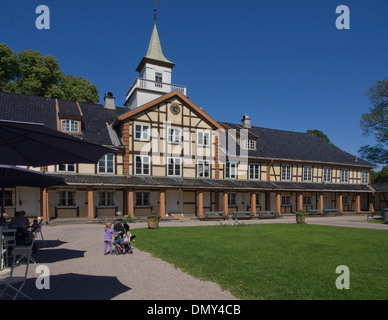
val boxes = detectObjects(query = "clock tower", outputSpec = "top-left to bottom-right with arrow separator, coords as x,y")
124,18 -> 187,110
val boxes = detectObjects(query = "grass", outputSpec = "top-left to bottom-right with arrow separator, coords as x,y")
132,223 -> 388,300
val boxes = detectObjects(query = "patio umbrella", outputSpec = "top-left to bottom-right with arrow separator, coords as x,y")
0,119 -> 116,167
0,165 -> 67,216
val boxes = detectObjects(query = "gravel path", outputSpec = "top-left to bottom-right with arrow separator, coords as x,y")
3,214 -> 387,300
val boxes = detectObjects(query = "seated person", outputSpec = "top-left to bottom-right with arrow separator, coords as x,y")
9,211 -> 28,228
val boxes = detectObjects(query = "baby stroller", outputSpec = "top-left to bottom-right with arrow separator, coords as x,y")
113,220 -> 135,255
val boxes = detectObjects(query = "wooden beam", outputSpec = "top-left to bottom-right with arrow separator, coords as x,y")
87,189 -> 94,220
197,190 -> 204,218
159,190 -> 166,219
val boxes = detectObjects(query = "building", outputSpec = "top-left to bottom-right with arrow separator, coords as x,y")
0,21 -> 381,220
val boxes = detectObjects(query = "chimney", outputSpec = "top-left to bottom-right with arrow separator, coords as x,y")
241,114 -> 251,129
104,92 -> 116,109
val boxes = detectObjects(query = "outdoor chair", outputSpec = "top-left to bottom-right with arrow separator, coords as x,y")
32,218 -> 45,247
0,248 -> 32,300
14,232 -> 37,265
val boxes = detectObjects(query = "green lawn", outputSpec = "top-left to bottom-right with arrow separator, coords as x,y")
132,224 -> 388,300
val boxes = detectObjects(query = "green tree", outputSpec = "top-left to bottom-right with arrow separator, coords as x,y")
61,75 -> 99,103
359,79 -> 388,165
0,43 -> 19,92
0,43 -> 99,103
306,129 -> 331,142
370,166 -> 388,183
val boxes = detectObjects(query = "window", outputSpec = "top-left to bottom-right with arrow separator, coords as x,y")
342,196 -> 348,206
244,140 -> 256,150
361,170 -> 369,184
303,196 -> 312,205
168,128 -> 181,143
303,166 -> 312,182
281,165 -> 291,181
99,191 -> 114,206
255,194 -> 261,206
167,157 -> 182,176
135,192 -> 150,206
341,169 -> 349,183
323,167 -> 331,182
225,162 -> 237,179
57,164 -> 76,172
249,163 -> 260,180
135,124 -> 150,141
61,119 -> 79,133
228,193 -> 237,206
281,196 -> 291,206
135,155 -> 150,175
197,160 -> 210,178
0,191 -> 13,207
197,131 -> 210,146
98,153 -> 115,174
58,191 -> 75,207
155,72 -> 162,88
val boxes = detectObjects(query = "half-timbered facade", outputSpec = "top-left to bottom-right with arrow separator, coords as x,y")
0,22 -> 382,221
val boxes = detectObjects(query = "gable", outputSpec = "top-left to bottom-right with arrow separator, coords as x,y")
115,90 -> 224,131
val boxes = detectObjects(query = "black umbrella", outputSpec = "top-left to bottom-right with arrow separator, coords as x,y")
0,165 -> 67,216
0,119 -> 115,167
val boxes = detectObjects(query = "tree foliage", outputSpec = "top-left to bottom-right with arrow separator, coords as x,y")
359,79 -> 388,165
0,43 -> 99,103
306,129 -> 331,142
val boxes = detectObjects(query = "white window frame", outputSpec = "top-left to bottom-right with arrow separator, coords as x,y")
197,130 -> 211,147
134,155 -> 150,175
61,119 -> 79,133
341,168 -> 349,183
155,72 -> 163,88
57,164 -> 76,173
197,160 -> 210,178
135,124 -> 150,141
303,166 -> 312,182
225,162 -> 237,179
249,163 -> 260,180
98,153 -> 115,174
1,190 -> 13,207
361,170 -> 369,184
244,139 -> 256,150
167,157 -> 182,177
323,167 -> 331,182
281,165 -> 292,181
168,128 -> 182,144
98,191 -> 114,207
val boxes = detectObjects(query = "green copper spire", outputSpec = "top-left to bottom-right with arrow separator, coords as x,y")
145,24 -> 174,65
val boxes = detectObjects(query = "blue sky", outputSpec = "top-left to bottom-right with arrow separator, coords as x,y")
1,0 -> 387,165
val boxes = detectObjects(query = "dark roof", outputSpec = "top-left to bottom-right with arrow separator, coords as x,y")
55,173 -> 372,192
371,183 -> 388,192
0,91 -> 57,129
0,91 -> 127,146
220,122 -> 373,168
78,102 -> 126,146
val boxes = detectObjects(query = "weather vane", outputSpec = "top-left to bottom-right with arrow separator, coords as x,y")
154,1 -> 160,23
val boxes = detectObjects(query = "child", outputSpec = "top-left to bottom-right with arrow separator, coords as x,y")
104,222 -> 119,255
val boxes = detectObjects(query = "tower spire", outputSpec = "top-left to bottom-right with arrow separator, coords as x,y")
154,1 -> 159,24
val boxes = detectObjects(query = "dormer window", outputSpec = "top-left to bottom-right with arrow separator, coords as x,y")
61,119 -> 79,133
244,139 -> 256,150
